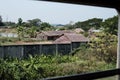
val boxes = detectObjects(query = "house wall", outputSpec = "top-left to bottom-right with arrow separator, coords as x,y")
36,33 -> 47,40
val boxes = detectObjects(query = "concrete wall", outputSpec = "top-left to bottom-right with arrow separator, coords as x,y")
0,42 -> 86,58
57,44 -> 71,55
2,46 -> 23,58
24,45 -> 40,57
41,44 -> 56,55
0,46 -> 4,58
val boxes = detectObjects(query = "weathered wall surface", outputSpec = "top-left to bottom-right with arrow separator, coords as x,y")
24,45 -> 40,57
0,46 -> 4,58
2,46 -> 23,58
57,44 -> 71,55
0,42 -> 86,58
41,44 -> 56,55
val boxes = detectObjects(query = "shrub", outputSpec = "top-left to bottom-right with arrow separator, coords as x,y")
0,54 -> 116,80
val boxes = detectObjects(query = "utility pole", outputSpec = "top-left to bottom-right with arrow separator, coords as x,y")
117,9 -> 120,80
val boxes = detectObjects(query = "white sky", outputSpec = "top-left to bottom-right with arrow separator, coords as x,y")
0,0 -> 118,24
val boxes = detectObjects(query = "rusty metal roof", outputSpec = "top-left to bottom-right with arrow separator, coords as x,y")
53,33 -> 89,44
64,33 -> 89,42
42,30 -> 75,36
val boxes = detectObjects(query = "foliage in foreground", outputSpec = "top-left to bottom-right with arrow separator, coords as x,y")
71,32 -> 117,63
0,54 -> 115,80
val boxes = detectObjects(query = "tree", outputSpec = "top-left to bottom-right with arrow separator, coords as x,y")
0,16 -> 2,22
22,22 -> 30,27
63,21 -> 75,30
74,18 -> 103,31
89,32 -> 117,63
4,21 -> 16,28
40,22 -> 54,31
102,16 -> 118,35
27,18 -> 41,27
17,26 -> 25,40
64,24 -> 74,30
26,26 -> 37,38
58,27 -> 66,30
0,16 -> 4,26
18,18 -> 23,26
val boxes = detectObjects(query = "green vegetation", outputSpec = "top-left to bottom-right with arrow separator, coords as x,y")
102,16 -> 118,35
0,37 -> 19,45
0,15 -> 118,79
0,54 -> 115,80
90,32 -> 117,63
0,15 -> 118,33
0,16 -> 4,26
71,32 -> 117,63
62,16 -> 118,34
74,18 -> 103,31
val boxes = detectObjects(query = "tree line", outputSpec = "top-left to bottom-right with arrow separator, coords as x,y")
0,15 -> 118,35
60,16 -> 118,35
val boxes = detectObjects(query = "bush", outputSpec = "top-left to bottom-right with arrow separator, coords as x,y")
0,54 -> 115,80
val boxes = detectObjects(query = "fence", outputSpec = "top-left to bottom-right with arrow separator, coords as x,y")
0,42 -> 84,58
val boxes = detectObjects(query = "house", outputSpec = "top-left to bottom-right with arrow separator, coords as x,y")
74,28 -> 84,33
53,33 -> 89,49
53,33 -> 89,44
88,27 -> 101,38
88,27 -> 101,33
36,30 -> 75,41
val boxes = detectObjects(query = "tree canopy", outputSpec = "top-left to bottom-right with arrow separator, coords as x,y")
0,15 -> 118,35
0,16 -> 4,26
102,16 -> 118,35
74,18 -> 103,31
27,18 -> 41,27
40,22 -> 54,31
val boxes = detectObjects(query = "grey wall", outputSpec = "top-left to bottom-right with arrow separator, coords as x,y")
57,44 -> 71,55
24,45 -> 40,57
2,46 -> 23,58
41,44 -> 56,55
0,42 -> 86,58
0,46 -> 4,58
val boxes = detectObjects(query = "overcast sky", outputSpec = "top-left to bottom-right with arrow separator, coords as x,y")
0,0 -> 118,24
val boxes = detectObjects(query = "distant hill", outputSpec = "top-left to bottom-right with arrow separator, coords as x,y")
51,24 -> 65,27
